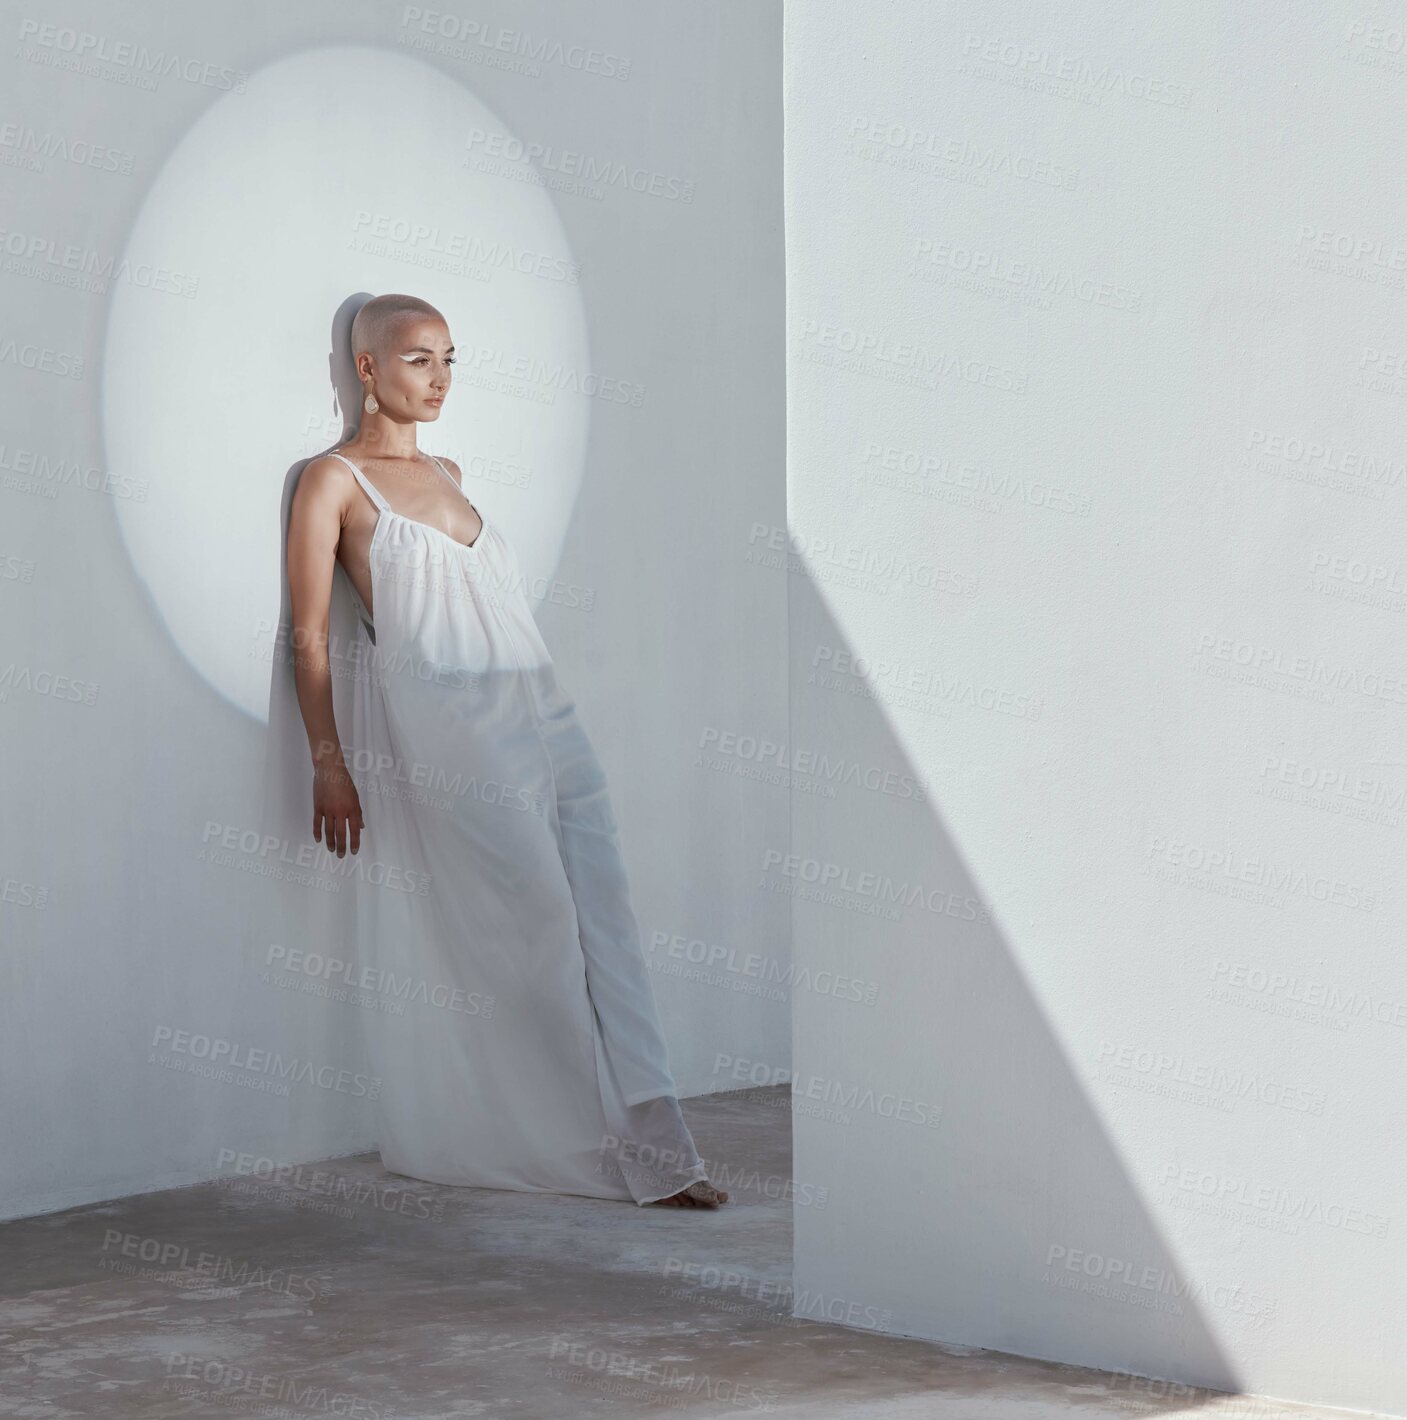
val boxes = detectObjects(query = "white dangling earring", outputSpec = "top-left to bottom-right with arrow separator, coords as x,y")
363,384 -> 379,414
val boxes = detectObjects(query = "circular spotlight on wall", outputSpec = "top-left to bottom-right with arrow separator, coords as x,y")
102,44 -> 590,721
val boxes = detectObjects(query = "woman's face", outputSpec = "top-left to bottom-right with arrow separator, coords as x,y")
360,317 -> 455,422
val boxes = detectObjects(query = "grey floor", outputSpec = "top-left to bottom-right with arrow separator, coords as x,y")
0,1088 -> 1371,1419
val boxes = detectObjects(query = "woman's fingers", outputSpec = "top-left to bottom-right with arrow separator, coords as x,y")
313,803 -> 364,856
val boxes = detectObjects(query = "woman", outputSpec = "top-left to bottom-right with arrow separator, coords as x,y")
276,292 -> 726,1208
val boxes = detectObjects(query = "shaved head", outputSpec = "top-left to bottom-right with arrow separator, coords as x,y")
350,293 -> 448,363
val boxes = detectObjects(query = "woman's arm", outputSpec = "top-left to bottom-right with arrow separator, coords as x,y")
286,459 -> 363,857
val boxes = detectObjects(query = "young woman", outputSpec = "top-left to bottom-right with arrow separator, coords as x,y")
277,292 -> 726,1208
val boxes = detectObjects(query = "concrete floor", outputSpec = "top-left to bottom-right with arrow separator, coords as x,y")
0,1088 -> 1374,1420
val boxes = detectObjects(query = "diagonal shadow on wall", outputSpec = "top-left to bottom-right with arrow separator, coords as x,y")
782,568 -> 1244,1403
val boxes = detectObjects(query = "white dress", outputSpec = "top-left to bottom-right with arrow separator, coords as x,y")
319,449 -> 709,1204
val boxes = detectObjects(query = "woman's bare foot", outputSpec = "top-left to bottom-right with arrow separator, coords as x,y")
653,1180 -> 729,1208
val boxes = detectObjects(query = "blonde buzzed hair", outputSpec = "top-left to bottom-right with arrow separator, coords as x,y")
350,293 -> 447,362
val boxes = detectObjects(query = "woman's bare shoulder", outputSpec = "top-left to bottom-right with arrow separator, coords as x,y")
302,450 -> 358,481
288,456 -> 362,543
296,453 -> 359,502
435,454 -> 465,486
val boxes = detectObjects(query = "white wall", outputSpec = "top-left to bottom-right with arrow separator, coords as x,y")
785,1 -> 1407,1413
0,0 -> 784,1220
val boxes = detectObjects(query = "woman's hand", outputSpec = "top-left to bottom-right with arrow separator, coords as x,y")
313,756 -> 363,857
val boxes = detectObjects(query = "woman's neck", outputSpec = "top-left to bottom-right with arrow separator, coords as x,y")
346,418 -> 419,462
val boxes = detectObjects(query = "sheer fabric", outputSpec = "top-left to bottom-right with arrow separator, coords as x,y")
254,451 -> 707,1204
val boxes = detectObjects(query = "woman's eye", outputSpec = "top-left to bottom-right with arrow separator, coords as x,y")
445,357 -> 456,366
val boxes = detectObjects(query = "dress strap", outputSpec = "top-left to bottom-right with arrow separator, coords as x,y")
326,451 -> 389,514
430,455 -> 491,543
430,455 -> 469,502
